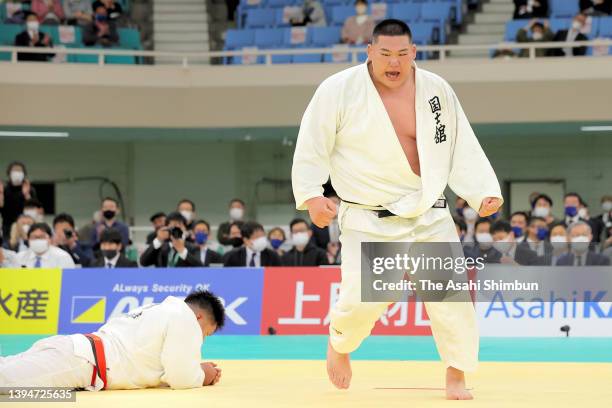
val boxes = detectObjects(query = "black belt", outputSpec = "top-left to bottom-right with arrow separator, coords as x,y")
341,198 -> 447,218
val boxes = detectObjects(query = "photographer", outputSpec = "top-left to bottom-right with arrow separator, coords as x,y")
140,212 -> 202,267
52,213 -> 93,267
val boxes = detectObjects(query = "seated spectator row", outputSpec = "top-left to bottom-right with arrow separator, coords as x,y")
505,15 -> 612,41
513,0 -> 611,20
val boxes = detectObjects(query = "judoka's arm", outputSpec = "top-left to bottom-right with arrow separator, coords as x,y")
446,87 -> 503,215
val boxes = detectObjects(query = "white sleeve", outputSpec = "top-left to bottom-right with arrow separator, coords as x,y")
58,249 -> 76,268
292,79 -> 340,210
446,85 -> 503,211
160,310 -> 205,389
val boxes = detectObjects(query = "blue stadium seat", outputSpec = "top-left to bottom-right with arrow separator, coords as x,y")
292,53 -> 323,63
43,25 -> 83,46
282,27 -> 310,46
322,0 -> 350,6
0,24 -> 24,45
598,17 -> 612,37
310,26 -> 342,46
505,20 -> 528,41
390,3 -> 421,23
550,0 -> 579,18
331,6 -> 355,26
254,28 -> 285,47
267,0 -> 295,8
549,18 -> 572,34
225,29 -> 256,49
105,54 -> 136,64
245,9 -> 276,28
274,8 -> 294,28
411,22 -> 436,44
421,2 -> 453,23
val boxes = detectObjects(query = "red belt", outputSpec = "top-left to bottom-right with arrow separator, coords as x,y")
84,333 -> 107,390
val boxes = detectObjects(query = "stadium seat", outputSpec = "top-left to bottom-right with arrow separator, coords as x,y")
105,54 -> 136,64
421,2 -> 453,23
504,20 -> 528,41
0,24 -> 25,46
331,6 -> 355,26
550,0 -> 579,18
310,26 -> 342,47
282,27 -> 310,46
598,17 -> 612,37
549,18 -> 572,34
245,9 -> 276,28
411,22 -> 436,44
254,28 -> 285,47
225,29 -> 256,49
390,3 -> 421,23
118,28 -> 142,50
292,53 -> 323,63
267,0 -> 295,8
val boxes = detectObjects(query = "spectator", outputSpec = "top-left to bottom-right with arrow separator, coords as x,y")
267,227 -> 287,257
14,12 -> 55,62
342,0 -> 375,45
223,221 -> 281,267
92,197 -> 129,248
591,195 -> 612,244
550,13 -> 589,57
516,19 -> 554,58
91,228 -> 137,267
461,206 -> 479,243
92,0 -> 124,23
146,212 -> 166,245
177,199 -> 197,231
192,219 -> 223,266
530,193 -> 555,225
14,223 -> 75,268
222,220 -> 245,253
491,221 -> 541,265
140,212 -> 202,267
52,213 -> 93,267
8,214 -> 34,252
290,0 -> 327,27
547,222 -> 569,265
0,233 -> 17,267
1,161 -> 37,239
83,4 -> 119,47
282,218 -> 328,267
562,192 -> 590,228
23,199 -> 45,223
217,199 -> 246,246
557,221 -> 610,265
64,0 -> 93,26
510,211 -> 529,243
580,0 -> 611,15
77,210 -> 101,251
454,218 -> 467,242
31,0 -> 65,24
602,224 -> 612,259
513,0 -> 549,19
454,197 -> 467,221
525,216 -> 548,256
464,218 -> 499,263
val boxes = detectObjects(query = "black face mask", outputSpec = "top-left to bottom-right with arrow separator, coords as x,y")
102,249 -> 118,259
102,210 -> 116,220
230,237 -> 243,248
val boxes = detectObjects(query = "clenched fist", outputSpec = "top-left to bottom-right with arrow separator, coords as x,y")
479,197 -> 502,217
305,197 -> 338,228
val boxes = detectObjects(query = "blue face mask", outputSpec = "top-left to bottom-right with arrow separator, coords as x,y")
270,238 -> 284,249
194,231 -> 208,245
95,14 -> 107,22
456,208 -> 464,217
511,226 -> 523,238
536,227 -> 548,241
565,206 -> 577,217
490,212 -> 499,220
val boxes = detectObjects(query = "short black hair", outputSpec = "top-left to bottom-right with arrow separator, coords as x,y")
27,222 -> 52,239
229,220 -> 245,233
149,212 -> 166,223
102,196 -> 119,207
528,216 -> 546,226
510,211 -> 530,223
24,198 -> 43,209
185,290 -> 226,331
100,228 -> 123,245
165,211 -> 186,226
532,22 -> 544,30
372,19 -> 412,43
564,192 -> 585,205
229,198 -> 245,207
6,161 -> 27,176
177,199 -> 196,211
240,221 -> 264,239
491,220 -> 512,234
531,194 -> 553,208
474,217 -> 491,230
289,218 -> 309,231
192,219 -> 211,231
53,213 -> 75,229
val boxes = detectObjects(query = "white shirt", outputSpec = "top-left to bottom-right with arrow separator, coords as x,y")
199,247 -> 208,265
246,247 -> 260,267
0,248 -> 18,268
15,246 -> 75,268
70,296 -> 205,390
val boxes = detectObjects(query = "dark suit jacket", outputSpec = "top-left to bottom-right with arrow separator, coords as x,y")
513,242 -> 544,265
15,31 -> 55,61
550,30 -> 588,57
140,241 -> 203,267
310,224 -> 330,250
556,252 -> 610,266
281,243 -> 329,267
222,247 -> 281,267
513,0 -> 549,18
199,247 -> 223,266
91,254 -> 138,268
591,213 -> 612,244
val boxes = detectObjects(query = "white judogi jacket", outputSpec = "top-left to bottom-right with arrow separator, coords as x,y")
71,296 -> 205,390
292,61 -> 502,218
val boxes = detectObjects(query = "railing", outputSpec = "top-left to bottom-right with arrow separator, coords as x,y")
0,39 -> 611,66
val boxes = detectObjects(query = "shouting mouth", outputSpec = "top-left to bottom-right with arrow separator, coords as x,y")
385,71 -> 400,80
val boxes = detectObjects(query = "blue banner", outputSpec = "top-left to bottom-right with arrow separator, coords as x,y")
58,268 -> 264,335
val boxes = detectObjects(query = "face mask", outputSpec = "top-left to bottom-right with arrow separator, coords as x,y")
180,210 -> 193,223
26,21 -> 39,33
24,209 -> 39,220
230,237 -> 243,248
493,237 -> 513,255
29,239 -> 49,255
578,208 -> 588,219
22,224 -> 31,235
511,226 -> 523,238
490,212 -> 499,220
550,235 -> 568,250
476,233 -> 493,249
532,31 -> 543,41
536,227 -> 548,241
532,206 -> 550,218
570,236 -> 590,253
565,206 -> 577,217
456,208 -> 464,217
102,249 -> 118,260
251,236 -> 268,253
102,210 -> 116,220
602,201 -> 612,212
572,21 -> 582,30
463,207 -> 478,222
270,238 -> 284,249
292,232 -> 310,247
10,170 -> 25,185
194,231 -> 208,245
229,207 -> 244,221
355,4 -> 367,15
95,14 -> 108,22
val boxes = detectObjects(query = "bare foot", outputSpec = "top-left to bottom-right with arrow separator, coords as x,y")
326,340 -> 351,389
445,367 -> 473,400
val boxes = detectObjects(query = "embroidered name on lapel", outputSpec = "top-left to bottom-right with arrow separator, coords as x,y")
428,96 -> 447,144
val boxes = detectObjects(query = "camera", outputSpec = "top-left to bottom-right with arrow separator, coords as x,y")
170,227 -> 184,240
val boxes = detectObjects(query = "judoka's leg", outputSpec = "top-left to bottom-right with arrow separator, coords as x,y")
0,335 -> 92,389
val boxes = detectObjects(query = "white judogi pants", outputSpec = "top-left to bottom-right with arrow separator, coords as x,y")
329,202 -> 479,372
0,336 -> 92,389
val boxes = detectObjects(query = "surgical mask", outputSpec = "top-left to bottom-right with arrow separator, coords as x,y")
292,232 -> 310,247
270,238 -> 284,249
251,236 -> 268,253
578,208 -> 588,219
229,207 -> 244,221
26,21 -> 39,33
24,209 -> 39,220
355,4 -> 367,15
230,237 -> 243,248
102,210 -> 116,220
511,226 -> 523,238
493,238 -> 513,255
194,231 -> 208,245
463,207 -> 478,222
476,233 -> 493,249
602,201 -> 612,212
565,206 -> 577,217
22,224 -> 31,235
102,249 -> 118,260
10,170 -> 25,185
550,235 -> 568,250
180,210 -> 193,223
536,227 -> 548,241
532,31 -> 543,41
570,236 -> 590,253
572,21 -> 582,30
532,206 -> 550,218
29,239 -> 49,255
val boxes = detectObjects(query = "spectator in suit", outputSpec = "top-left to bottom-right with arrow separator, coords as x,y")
342,0 -> 375,45
591,195 -> 612,244
464,218 -> 501,264
491,220 -> 542,265
7,214 -> 34,252
510,211 -> 529,243
177,199 -> 197,231
530,193 -> 555,225
516,19 -> 554,57
31,0 -> 65,24
282,218 -> 328,267
52,213 -> 93,267
1,161 -> 37,239
192,219 -> 223,266
146,212 -> 166,245
580,0 -> 611,15
22,198 -> 45,223
91,228 -> 137,268
64,0 -> 93,26
562,192 -> 590,228
454,218 -> 467,242
461,205 -> 479,243
14,12 -> 55,62
550,13 -> 589,57
83,4 -> 119,47
92,0 -> 125,23
525,216 -> 548,256
548,222 -> 569,265
217,199 -> 246,246
513,0 -> 549,19
140,212 -> 202,267
267,227 -> 287,257
92,197 -> 129,248
223,221 -> 281,267
15,223 -> 75,268
556,221 -> 610,266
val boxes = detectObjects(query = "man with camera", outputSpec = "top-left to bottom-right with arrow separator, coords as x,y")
140,212 -> 203,267
53,213 -> 93,267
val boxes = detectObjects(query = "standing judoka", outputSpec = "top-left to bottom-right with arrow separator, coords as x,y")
292,19 -> 502,399
0,290 -> 224,391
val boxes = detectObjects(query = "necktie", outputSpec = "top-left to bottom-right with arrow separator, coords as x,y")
249,253 -> 256,267
168,249 -> 179,267
34,256 -> 42,268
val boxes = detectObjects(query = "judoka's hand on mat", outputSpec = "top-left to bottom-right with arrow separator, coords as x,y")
201,362 -> 222,386
478,197 -> 502,217
305,197 -> 338,228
